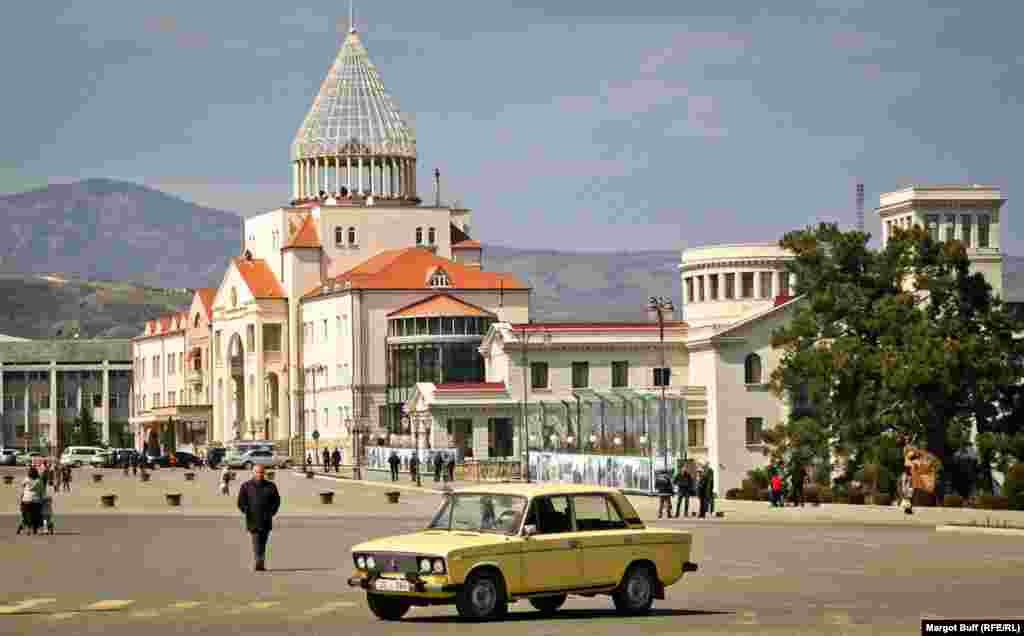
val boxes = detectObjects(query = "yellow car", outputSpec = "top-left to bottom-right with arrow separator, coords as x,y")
348,483 -> 698,621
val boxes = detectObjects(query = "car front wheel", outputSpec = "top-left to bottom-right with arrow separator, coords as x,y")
612,563 -> 656,615
529,594 -> 566,615
366,594 -> 411,621
456,570 -> 508,621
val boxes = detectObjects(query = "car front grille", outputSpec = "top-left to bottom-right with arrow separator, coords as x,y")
367,553 -> 419,574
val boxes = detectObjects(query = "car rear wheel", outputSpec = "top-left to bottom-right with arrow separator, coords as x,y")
456,570 -> 508,621
612,563 -> 656,615
366,593 -> 411,620
529,594 -> 566,615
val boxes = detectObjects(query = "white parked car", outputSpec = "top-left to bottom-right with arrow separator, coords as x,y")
0,448 -> 18,466
226,449 -> 289,470
16,452 -> 43,466
61,446 -> 106,467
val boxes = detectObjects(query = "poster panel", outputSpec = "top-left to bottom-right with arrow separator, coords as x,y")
365,447 -> 461,473
528,452 -> 654,492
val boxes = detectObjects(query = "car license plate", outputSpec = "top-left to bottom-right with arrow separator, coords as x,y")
375,578 -> 412,593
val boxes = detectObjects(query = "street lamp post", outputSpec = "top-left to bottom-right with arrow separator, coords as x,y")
648,296 -> 675,475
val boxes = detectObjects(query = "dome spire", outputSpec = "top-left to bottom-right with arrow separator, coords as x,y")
349,0 -> 356,33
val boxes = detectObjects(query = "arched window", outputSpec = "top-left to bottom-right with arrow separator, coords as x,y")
429,268 -> 450,288
193,314 -> 200,328
415,227 -> 423,245
347,227 -> 357,245
230,287 -> 238,308
335,227 -> 344,245
428,227 -> 436,245
744,353 -> 762,385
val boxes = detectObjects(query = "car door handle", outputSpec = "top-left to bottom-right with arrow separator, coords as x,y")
567,540 -> 580,548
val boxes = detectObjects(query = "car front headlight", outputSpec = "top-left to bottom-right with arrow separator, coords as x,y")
355,555 -> 366,569
365,556 -> 376,570
419,558 -> 432,573
432,558 -> 446,574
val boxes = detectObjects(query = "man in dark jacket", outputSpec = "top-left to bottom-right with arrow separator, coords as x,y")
433,453 -> 443,482
237,464 -> 281,572
655,470 -> 674,518
388,451 -> 400,481
322,448 -> 331,471
331,447 -> 341,473
674,468 -> 694,518
409,453 -> 420,482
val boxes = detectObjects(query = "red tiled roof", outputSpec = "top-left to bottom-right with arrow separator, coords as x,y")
434,382 -> 507,392
452,239 -> 481,249
234,257 -> 286,299
304,247 -> 528,297
196,288 -> 216,319
387,293 -> 496,318
283,213 -> 322,249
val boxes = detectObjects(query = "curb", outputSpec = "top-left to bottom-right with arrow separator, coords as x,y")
936,524 -> 1024,537
291,471 -> 454,495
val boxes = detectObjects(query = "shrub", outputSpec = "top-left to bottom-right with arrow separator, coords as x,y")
725,488 -> 741,500
943,494 -> 964,508
1005,464 -> 1024,511
848,490 -> 866,505
872,494 -> 892,506
977,495 -> 1010,510
804,484 -> 820,504
819,490 -> 834,504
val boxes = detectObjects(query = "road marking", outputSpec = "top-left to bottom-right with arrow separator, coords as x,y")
825,610 -> 853,625
86,600 -> 135,611
303,600 -> 356,616
249,601 -> 280,610
171,601 -> 203,610
736,610 -> 759,625
131,610 -> 161,618
0,598 -> 57,614
49,612 -> 79,620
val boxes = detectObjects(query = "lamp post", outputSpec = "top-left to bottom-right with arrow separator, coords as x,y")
518,325 -> 549,484
648,296 -> 675,475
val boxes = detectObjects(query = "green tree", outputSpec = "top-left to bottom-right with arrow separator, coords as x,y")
71,405 -> 103,447
769,222 -> 1024,495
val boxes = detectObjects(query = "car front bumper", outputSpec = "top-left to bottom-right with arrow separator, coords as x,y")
683,561 -> 699,573
347,573 -> 460,596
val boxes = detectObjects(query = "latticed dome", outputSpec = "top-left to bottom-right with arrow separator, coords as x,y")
291,29 -> 416,162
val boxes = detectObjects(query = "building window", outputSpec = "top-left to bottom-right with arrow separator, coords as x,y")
741,272 -> 755,298
708,274 -> 719,300
746,417 -> 764,445
335,227 -> 344,245
167,353 -> 174,375
612,361 -> 629,388
152,356 -> 160,377
428,227 -> 436,245
348,227 -> 357,245
759,272 -> 773,299
247,324 -> 255,350
322,319 -> 328,342
725,273 -> 736,299
744,353 -> 763,384
93,392 -> 103,408
571,362 -> 589,389
215,331 -> 222,363
944,214 -> 956,242
978,214 -> 990,248
167,392 -> 175,407
153,393 -> 160,409
697,275 -> 705,302
960,215 -> 972,247
430,269 -> 450,287
231,287 -> 238,308
194,313 -> 200,328
688,419 -> 705,447
415,227 -> 423,245
530,362 -> 549,389
685,277 -> 694,303
263,324 -> 282,351
926,214 -> 939,241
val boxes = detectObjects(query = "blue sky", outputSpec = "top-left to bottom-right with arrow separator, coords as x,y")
2,1 -> 1021,254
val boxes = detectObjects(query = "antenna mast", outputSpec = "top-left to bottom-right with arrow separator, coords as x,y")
856,182 -> 865,233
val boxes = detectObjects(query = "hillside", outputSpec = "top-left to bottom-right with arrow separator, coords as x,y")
0,179 -> 1019,339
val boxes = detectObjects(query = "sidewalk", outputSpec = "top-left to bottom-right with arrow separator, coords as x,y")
296,465 -> 501,494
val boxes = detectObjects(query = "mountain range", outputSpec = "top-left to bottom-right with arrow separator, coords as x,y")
0,179 -> 1019,340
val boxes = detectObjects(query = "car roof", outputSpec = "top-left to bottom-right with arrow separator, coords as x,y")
450,483 -> 626,498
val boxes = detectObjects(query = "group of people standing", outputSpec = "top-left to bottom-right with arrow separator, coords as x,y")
307,448 -> 343,473
387,451 -> 455,483
768,464 -> 808,507
657,463 -> 716,519
16,462 -> 71,534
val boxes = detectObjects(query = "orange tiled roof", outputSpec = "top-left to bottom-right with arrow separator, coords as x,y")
304,247 -> 528,297
283,213 -> 321,249
452,239 -> 481,249
387,293 -> 497,318
196,288 -> 216,319
234,257 -> 286,299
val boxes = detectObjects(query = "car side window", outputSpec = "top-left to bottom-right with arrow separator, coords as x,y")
572,495 -> 627,531
524,496 -> 572,535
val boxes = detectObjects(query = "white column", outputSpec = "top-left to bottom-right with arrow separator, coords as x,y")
754,269 -> 762,299
102,364 -> 111,444
335,157 -> 342,195
0,368 -> 5,447
255,322 -> 264,438
298,160 -> 305,199
346,157 -> 352,192
292,162 -> 299,201
49,364 -> 57,447
358,157 -> 364,194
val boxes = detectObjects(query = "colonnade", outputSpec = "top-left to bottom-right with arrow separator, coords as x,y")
292,155 -> 416,201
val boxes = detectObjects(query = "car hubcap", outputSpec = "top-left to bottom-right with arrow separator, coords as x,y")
471,580 -> 496,613
627,573 -> 651,606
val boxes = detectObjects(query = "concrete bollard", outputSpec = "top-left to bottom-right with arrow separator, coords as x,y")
184,472 -> 196,481
165,493 -> 182,506
92,473 -> 104,483
101,494 -> 117,508
3,475 -> 13,485
386,491 -> 401,504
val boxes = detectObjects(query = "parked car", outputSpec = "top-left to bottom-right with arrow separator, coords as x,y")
60,446 -> 106,467
89,450 -> 115,468
226,449 -> 286,470
149,451 -> 200,469
206,447 -> 226,469
348,484 -> 699,621
0,448 -> 18,466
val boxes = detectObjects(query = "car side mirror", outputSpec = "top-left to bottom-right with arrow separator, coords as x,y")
523,524 -> 538,537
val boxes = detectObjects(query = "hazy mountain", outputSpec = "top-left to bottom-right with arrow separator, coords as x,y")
0,179 -> 1018,339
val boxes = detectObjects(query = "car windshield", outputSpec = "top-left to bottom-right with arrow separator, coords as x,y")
427,494 -> 527,535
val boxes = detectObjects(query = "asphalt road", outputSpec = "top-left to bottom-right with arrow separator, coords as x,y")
3,512 -> 1023,636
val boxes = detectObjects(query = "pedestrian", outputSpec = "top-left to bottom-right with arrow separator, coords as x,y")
322,448 -> 330,472
433,453 -> 443,482
446,454 -> 456,482
220,465 -> 232,495
770,472 -> 783,507
790,465 -> 806,508
655,470 -> 674,518
674,467 -> 694,518
237,464 -> 281,572
703,464 -> 715,516
62,465 -> 72,492
388,450 -> 400,482
409,452 -> 420,482
131,453 -> 138,476
18,467 -> 45,535
899,467 -> 914,515
51,464 -> 62,492
332,447 -> 341,473
305,453 -> 312,469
